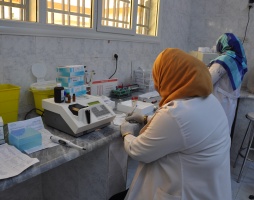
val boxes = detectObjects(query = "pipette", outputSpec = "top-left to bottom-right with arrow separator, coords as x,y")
50,135 -> 86,151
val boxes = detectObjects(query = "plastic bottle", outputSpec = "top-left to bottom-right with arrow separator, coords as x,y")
54,83 -> 64,103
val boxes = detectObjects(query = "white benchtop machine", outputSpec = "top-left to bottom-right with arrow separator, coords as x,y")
42,95 -> 116,137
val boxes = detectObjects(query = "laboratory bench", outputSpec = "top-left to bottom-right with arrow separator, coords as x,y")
1,86 -> 252,200
0,91 -> 158,200
0,115 -> 128,200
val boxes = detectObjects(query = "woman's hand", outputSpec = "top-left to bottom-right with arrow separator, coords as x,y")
120,121 -> 136,138
125,113 -> 144,124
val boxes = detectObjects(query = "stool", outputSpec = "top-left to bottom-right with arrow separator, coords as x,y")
233,112 -> 254,183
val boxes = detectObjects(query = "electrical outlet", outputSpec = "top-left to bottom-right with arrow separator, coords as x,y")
112,53 -> 118,60
249,0 -> 254,8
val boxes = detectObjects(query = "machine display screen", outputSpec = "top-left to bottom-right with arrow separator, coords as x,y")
88,101 -> 100,106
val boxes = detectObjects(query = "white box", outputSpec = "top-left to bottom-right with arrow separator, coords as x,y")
64,85 -> 87,96
117,100 -> 154,115
56,76 -> 85,87
91,78 -> 118,97
57,65 -> 85,77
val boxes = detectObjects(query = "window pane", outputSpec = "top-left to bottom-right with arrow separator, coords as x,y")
84,0 -> 91,15
48,1 -> 52,9
12,0 -> 23,4
4,6 -> 11,19
53,0 -> 63,11
136,0 -> 158,36
47,0 -> 92,28
54,12 -> 62,25
101,0 -> 132,30
70,1 -> 78,13
85,16 -> 91,27
70,15 -> 78,26
0,0 -> 37,22
64,0 -> 68,11
12,7 -> 21,20
48,11 -> 52,23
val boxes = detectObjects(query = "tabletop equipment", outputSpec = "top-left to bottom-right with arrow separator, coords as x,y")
42,95 -> 116,137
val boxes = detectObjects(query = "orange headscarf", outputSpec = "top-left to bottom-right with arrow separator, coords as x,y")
153,48 -> 213,107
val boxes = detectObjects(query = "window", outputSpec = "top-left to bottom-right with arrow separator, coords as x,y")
97,0 -> 159,36
0,0 -> 160,42
136,0 -> 158,36
47,0 -> 93,28
97,0 -> 136,35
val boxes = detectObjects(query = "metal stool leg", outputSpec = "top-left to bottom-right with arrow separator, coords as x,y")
233,120 -> 251,168
236,121 -> 254,183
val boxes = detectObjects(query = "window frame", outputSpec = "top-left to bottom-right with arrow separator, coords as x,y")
0,0 -> 161,43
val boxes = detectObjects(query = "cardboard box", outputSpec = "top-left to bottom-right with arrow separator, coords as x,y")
56,76 -> 85,87
91,78 -> 118,97
64,85 -> 87,96
57,65 -> 85,77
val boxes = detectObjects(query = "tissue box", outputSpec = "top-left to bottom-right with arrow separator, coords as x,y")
56,76 -> 84,87
57,65 -> 85,77
64,85 -> 87,96
9,128 -> 42,152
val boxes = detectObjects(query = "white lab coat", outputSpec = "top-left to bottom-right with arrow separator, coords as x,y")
123,95 -> 232,200
209,63 -> 241,131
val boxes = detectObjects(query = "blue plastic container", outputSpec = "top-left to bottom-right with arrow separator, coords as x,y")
9,127 -> 42,152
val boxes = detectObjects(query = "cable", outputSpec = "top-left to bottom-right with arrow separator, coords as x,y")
109,54 -> 118,79
242,5 -> 252,44
24,108 -> 44,120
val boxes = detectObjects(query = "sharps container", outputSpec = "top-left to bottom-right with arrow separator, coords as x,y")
30,63 -> 56,115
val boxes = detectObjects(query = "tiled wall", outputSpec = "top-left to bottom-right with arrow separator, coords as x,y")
1,0 -> 253,117
0,0 -> 192,115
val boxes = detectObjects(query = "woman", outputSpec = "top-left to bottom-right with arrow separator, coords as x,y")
119,48 -> 232,200
208,33 -> 248,133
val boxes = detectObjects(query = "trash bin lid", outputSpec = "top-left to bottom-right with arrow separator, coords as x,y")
32,63 -> 47,82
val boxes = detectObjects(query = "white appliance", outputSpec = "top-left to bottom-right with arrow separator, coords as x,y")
42,95 -> 116,137
117,100 -> 155,115
189,51 -> 218,65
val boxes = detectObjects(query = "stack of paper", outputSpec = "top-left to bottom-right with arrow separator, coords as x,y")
0,143 -> 39,180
